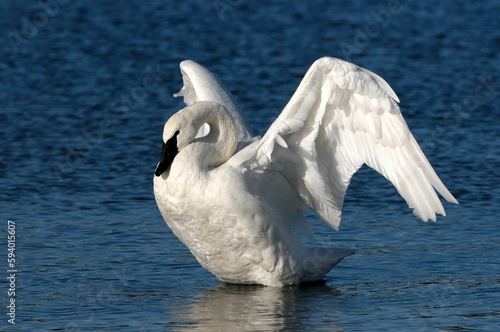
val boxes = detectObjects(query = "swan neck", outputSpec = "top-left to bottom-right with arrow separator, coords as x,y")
193,104 -> 238,168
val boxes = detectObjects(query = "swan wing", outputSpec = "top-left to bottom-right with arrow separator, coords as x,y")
174,60 -> 254,142
239,57 -> 457,230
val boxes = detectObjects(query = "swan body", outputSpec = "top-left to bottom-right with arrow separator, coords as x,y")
153,57 -> 458,286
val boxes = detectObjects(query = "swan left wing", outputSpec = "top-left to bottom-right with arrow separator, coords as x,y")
174,60 -> 254,142
234,57 -> 457,230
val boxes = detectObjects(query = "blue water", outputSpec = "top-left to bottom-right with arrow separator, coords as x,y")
1,0 -> 499,330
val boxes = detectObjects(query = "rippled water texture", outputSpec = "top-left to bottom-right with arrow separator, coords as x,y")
1,0 -> 499,330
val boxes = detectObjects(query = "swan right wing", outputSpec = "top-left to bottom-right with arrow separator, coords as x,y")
234,57 -> 457,231
174,60 -> 254,142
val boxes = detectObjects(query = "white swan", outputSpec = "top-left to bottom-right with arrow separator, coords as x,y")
153,57 -> 458,287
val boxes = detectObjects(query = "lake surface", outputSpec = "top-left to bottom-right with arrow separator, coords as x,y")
1,0 -> 499,330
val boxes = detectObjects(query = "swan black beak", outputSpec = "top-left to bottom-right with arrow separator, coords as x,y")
154,131 -> 179,177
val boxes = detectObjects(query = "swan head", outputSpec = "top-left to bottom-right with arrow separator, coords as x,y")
154,101 -> 238,177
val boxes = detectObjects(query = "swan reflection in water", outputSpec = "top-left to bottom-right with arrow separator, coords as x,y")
165,282 -> 343,331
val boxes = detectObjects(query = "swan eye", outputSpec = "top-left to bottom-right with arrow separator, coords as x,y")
171,130 -> 180,141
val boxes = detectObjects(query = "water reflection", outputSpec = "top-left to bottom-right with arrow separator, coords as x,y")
166,283 -> 344,331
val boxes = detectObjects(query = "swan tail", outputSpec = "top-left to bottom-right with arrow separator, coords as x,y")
301,247 -> 355,282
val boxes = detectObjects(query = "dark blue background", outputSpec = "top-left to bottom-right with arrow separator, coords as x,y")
1,1 -> 499,330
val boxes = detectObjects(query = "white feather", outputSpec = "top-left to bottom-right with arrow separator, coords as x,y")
239,57 -> 457,230
154,57 -> 457,287
174,60 -> 254,143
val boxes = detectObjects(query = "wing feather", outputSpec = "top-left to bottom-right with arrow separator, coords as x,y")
174,60 -> 254,142
238,57 -> 457,230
